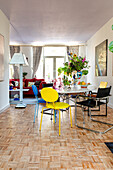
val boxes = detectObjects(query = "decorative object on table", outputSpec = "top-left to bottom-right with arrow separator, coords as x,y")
23,72 -> 28,79
95,39 -> 108,76
53,79 -> 57,89
58,53 -> 90,87
57,77 -> 63,89
0,34 -> 4,82
9,53 -> 29,108
78,81 -> 91,88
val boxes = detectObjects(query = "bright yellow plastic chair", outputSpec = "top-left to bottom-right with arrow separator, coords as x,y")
39,88 -> 72,136
99,82 -> 108,88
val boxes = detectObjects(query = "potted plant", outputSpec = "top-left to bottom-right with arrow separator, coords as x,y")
23,72 -> 28,79
58,53 -> 90,87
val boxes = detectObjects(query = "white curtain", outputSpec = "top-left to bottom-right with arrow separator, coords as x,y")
10,46 -> 20,79
32,46 -> 42,78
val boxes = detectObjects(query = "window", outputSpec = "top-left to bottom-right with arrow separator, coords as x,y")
43,47 -> 66,81
36,46 -> 67,80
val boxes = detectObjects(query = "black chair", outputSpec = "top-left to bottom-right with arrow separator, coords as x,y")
84,82 -> 108,116
42,83 -> 53,88
85,89 -> 108,117
76,86 -> 113,134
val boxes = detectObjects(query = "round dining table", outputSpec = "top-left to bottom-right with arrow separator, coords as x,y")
57,86 -> 90,125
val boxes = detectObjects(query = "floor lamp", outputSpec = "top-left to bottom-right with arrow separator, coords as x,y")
9,53 -> 29,108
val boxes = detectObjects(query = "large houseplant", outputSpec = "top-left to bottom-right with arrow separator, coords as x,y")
58,53 -> 90,86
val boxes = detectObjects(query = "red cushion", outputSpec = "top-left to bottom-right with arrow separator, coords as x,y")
33,78 -> 45,82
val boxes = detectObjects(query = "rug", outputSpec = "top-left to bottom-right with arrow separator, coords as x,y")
105,142 -> 113,153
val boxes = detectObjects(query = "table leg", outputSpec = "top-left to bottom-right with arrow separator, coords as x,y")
75,96 -> 77,125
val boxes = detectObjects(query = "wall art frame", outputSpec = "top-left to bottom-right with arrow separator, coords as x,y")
0,34 -> 4,81
95,39 -> 108,76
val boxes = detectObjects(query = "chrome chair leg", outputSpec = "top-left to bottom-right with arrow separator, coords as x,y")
33,102 -> 37,123
82,106 -> 85,124
36,103 -> 39,117
76,107 -> 113,134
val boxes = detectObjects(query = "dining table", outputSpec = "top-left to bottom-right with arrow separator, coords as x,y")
57,86 -> 90,125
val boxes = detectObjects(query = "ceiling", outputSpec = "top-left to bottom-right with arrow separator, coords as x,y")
0,0 -> 113,45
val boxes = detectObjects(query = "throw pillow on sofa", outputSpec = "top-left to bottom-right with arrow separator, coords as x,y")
14,81 -> 19,87
28,82 -> 35,87
34,81 -> 41,88
11,81 -> 15,87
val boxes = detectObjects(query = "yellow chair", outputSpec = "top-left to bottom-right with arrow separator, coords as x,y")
88,81 -> 108,97
99,81 -> 108,88
39,88 -> 72,136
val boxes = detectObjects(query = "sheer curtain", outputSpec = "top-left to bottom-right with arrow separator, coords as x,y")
10,46 -> 20,79
32,46 -> 42,78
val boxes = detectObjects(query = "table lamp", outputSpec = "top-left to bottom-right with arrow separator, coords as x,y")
9,53 -> 29,108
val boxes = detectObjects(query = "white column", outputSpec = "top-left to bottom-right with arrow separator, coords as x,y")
19,64 -> 23,102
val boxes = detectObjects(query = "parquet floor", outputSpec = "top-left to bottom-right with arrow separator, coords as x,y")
0,103 -> 113,169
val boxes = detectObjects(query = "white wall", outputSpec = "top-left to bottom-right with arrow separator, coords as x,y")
0,10 -> 10,113
78,45 -> 87,82
20,46 -> 33,78
87,17 -> 113,108
79,45 -> 86,58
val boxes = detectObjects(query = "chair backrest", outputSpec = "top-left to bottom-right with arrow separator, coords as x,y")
41,87 -> 58,102
32,85 -> 38,97
42,83 -> 53,88
97,86 -> 111,98
99,81 -> 108,88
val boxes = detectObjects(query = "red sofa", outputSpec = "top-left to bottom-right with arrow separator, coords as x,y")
9,78 -> 46,97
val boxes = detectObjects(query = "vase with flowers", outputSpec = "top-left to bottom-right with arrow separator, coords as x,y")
58,53 -> 90,88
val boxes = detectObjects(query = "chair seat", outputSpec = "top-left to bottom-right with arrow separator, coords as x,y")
77,99 -> 106,108
88,94 -> 97,98
38,98 -> 46,103
47,102 -> 70,109
71,95 -> 77,98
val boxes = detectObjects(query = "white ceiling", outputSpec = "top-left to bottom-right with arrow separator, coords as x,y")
0,0 -> 113,45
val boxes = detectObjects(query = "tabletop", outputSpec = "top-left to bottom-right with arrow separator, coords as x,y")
57,87 -> 90,95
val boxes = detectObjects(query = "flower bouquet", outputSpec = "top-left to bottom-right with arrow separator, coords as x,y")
58,53 -> 90,87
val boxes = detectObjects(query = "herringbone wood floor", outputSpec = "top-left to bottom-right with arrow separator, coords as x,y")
0,104 -> 113,169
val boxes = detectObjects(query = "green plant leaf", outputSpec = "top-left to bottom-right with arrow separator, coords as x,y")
82,70 -> 88,75
109,41 -> 113,53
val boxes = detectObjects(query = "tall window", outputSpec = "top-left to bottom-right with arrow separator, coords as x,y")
43,47 -> 67,81
36,46 -> 67,81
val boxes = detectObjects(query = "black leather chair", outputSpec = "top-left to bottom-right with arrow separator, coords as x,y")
76,86 -> 113,134
42,83 -> 53,88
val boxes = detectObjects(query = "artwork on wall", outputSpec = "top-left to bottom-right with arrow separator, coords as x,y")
95,39 -> 108,76
0,34 -> 4,81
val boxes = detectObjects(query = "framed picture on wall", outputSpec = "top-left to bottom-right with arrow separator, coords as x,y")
0,34 -> 4,81
95,39 -> 108,76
